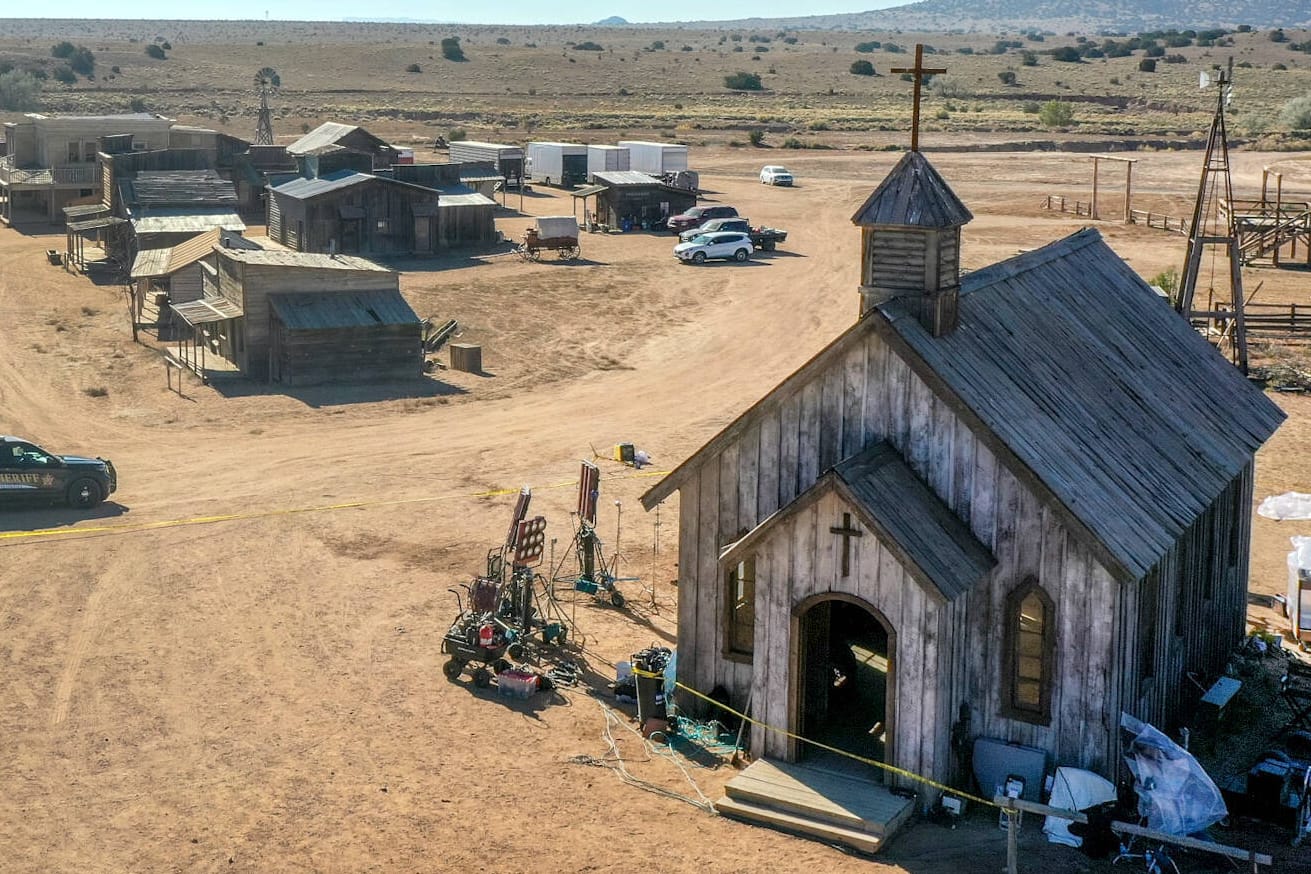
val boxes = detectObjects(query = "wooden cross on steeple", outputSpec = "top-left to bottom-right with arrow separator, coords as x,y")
891,44 -> 946,152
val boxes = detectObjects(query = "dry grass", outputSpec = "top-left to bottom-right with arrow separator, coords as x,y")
2,21 -> 1310,148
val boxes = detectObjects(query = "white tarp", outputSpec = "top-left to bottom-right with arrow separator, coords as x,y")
535,216 -> 578,239
1258,492 -> 1311,520
1044,767 -> 1117,847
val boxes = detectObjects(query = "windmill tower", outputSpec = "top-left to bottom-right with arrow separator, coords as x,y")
253,67 -> 280,146
1176,59 -> 1247,373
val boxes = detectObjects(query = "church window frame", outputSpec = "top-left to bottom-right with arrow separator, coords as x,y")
1001,576 -> 1055,725
723,556 -> 756,661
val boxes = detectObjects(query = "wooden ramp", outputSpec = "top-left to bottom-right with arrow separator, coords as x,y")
716,759 -> 915,855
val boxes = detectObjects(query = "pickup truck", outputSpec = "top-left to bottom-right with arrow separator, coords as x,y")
679,218 -> 788,251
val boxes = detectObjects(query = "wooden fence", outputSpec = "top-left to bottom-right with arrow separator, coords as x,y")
1243,302 -> 1311,340
1042,195 -> 1092,218
1128,209 -> 1188,235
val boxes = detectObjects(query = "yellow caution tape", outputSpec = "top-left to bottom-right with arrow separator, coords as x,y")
631,667 -> 1000,810
0,468 -> 669,544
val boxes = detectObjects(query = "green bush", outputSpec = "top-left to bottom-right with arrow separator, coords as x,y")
129,97 -> 148,112
51,41 -> 76,58
573,41 -> 604,52
1138,58 -> 1157,72
1021,51 -> 1038,66
406,63 -> 422,73
850,59 -> 875,76
724,71 -> 763,90
1039,100 -> 1074,127
748,128 -> 765,146
448,127 -> 467,141
496,37 -> 510,45
68,47 -> 94,76
441,36 -> 466,61
0,69 -> 42,111
1280,95 -> 1311,130
52,66 -> 76,84
1049,46 -> 1082,62
145,44 -> 166,60
998,70 -> 1017,85
854,41 -> 880,53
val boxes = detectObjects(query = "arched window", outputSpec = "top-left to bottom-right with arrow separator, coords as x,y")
1003,577 -> 1055,724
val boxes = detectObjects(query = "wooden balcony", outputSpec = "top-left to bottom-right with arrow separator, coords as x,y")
0,156 -> 97,187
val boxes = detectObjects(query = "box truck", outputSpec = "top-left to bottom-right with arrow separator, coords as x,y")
526,142 -> 589,188
587,144 -> 630,181
448,141 -> 525,188
617,140 -> 689,176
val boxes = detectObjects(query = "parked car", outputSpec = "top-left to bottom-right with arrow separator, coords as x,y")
678,218 -> 789,252
760,165 -> 795,186
678,217 -> 751,242
0,435 -> 117,508
674,231 -> 754,264
667,204 -> 739,234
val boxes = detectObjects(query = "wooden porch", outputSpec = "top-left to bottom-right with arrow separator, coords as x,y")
715,758 -> 915,855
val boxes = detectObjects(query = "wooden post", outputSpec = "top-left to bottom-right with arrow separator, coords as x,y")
1124,160 -> 1133,224
1091,156 -> 1100,220
1005,807 -> 1019,874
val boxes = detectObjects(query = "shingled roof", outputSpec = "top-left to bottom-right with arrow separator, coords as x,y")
850,151 -> 973,228
643,227 -> 1284,583
873,227 -> 1284,579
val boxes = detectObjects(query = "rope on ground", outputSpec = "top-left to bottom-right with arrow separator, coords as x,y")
632,667 -> 1000,810
567,699 -> 715,813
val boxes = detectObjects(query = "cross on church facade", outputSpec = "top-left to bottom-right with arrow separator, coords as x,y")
830,512 -> 863,577
890,44 -> 947,152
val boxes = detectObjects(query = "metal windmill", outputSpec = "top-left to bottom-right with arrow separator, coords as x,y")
253,67 -> 280,146
1177,58 -> 1247,373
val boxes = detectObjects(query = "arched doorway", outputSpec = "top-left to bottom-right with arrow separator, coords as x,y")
792,594 -> 894,772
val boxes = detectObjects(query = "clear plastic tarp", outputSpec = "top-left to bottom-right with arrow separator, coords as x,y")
1258,492 -> 1311,521
1120,713 -> 1228,836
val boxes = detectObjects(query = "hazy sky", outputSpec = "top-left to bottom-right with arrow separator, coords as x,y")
0,0 -> 909,25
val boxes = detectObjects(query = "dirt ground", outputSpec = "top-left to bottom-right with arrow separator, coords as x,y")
3,147 -> 1311,873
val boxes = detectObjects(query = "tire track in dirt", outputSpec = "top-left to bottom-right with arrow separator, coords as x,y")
49,574 -> 117,727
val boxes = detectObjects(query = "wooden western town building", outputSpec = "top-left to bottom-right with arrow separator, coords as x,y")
641,149 -> 1284,814
266,170 -> 442,256
172,246 -> 420,385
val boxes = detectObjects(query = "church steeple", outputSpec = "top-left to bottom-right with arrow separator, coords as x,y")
851,46 -> 972,337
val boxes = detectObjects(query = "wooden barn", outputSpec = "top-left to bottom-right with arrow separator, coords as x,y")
173,246 -> 415,383
641,151 -> 1285,811
285,122 -> 398,173
118,169 -> 245,253
266,171 -> 440,256
573,171 -> 697,230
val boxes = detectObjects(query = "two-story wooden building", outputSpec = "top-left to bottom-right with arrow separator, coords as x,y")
0,112 -> 172,224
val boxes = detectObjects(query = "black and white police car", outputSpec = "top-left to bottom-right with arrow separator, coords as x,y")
0,436 -> 117,509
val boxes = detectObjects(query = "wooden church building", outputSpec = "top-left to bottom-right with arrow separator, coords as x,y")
641,150 -> 1284,795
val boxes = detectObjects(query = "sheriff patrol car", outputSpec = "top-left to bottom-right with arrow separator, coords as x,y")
0,436 -> 117,509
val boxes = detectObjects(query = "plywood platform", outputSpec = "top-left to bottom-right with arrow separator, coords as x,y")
716,759 -> 915,854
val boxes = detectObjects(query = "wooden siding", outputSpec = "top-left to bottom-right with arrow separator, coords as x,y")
676,325 -> 1132,786
169,263 -> 204,303
269,183 -> 439,256
270,322 -> 420,385
438,202 -> 496,248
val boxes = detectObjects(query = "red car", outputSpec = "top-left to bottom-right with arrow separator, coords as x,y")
666,204 -> 738,234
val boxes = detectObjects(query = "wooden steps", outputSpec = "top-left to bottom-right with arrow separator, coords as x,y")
716,759 -> 915,855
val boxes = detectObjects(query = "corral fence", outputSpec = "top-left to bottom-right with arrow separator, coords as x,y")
1042,195 -> 1093,218
1243,302 -> 1311,340
1128,209 -> 1188,235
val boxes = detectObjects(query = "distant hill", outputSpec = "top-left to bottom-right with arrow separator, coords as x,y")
694,0 -> 1311,32
594,16 -> 629,26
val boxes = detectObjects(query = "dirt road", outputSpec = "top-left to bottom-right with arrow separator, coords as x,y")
1,148 -> 1308,872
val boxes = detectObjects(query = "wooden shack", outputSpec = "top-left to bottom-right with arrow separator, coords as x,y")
573,171 -> 696,230
640,151 -> 1285,813
266,171 -> 440,256
129,228 -> 256,317
188,246 -> 409,381
285,122 -> 398,172
268,289 -> 421,385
